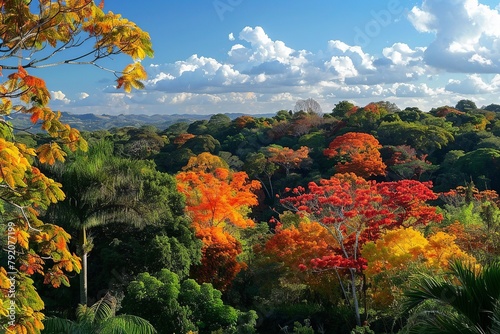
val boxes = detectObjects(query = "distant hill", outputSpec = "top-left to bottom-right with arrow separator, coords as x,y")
8,112 -> 275,132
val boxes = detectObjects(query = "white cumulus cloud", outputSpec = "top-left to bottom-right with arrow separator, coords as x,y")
408,0 -> 500,73
51,90 -> 70,104
382,43 -> 425,66
79,92 -> 89,100
445,74 -> 496,94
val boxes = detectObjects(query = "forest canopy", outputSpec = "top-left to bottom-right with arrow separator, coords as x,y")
1,2 -> 500,333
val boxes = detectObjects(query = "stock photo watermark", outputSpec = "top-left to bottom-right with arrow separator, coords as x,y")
213,0 -> 245,21
5,222 -> 17,332
353,0 -> 405,47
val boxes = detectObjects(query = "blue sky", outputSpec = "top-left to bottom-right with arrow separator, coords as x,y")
42,0 -> 500,115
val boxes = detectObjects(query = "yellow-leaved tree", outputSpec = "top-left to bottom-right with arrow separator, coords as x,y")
362,227 -> 477,309
0,1 -> 153,333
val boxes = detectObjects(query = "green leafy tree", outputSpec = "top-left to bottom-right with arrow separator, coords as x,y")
113,126 -> 167,160
378,121 -> 454,155
207,114 -> 232,140
89,163 -> 202,295
439,184 -> 500,263
183,134 -> 221,155
155,147 -> 195,174
122,269 -> 257,334
164,122 -> 190,136
275,110 -> 293,121
396,107 -> 423,122
477,136 -> 500,150
244,152 -> 278,200
451,131 -> 492,153
455,148 -> 500,191
344,102 -> 388,130
484,104 -> 500,113
187,120 -> 209,135
332,100 -> 356,119
121,270 -> 192,334
380,145 -> 436,180
455,99 -> 478,112
433,150 -> 467,191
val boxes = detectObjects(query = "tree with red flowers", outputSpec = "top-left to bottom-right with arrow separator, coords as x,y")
263,217 -> 343,297
324,132 -> 386,178
279,173 -> 442,325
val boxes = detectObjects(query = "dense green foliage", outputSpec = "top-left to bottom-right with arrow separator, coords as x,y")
121,269 -> 257,334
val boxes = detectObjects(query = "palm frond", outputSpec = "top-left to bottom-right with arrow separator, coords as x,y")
42,294 -> 156,334
42,317 -> 76,333
43,317 -> 91,334
490,300 -> 500,333
480,261 -> 500,303
403,273 -> 458,312
76,304 -> 96,325
407,311 -> 482,334
90,293 -> 117,323
98,315 -> 157,334
84,206 -> 144,228
450,261 -> 500,327
403,260 -> 500,333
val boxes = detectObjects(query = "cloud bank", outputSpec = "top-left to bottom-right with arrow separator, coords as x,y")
58,0 -> 500,115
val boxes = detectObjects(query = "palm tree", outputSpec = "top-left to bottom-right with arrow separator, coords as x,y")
43,293 -> 157,334
403,261 -> 500,334
45,140 -> 160,305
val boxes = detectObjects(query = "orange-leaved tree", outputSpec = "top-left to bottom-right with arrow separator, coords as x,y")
323,132 -> 386,178
174,133 -> 196,146
190,226 -> 246,291
264,219 -> 337,273
176,156 -> 261,290
0,1 -> 153,332
176,167 -> 261,231
265,145 -> 310,176
263,216 -> 343,298
279,173 -> 442,326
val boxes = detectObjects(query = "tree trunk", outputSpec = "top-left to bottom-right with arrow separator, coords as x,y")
350,268 -> 361,327
79,227 -> 88,306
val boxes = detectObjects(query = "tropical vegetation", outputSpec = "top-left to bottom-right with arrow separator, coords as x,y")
2,1 -> 500,334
